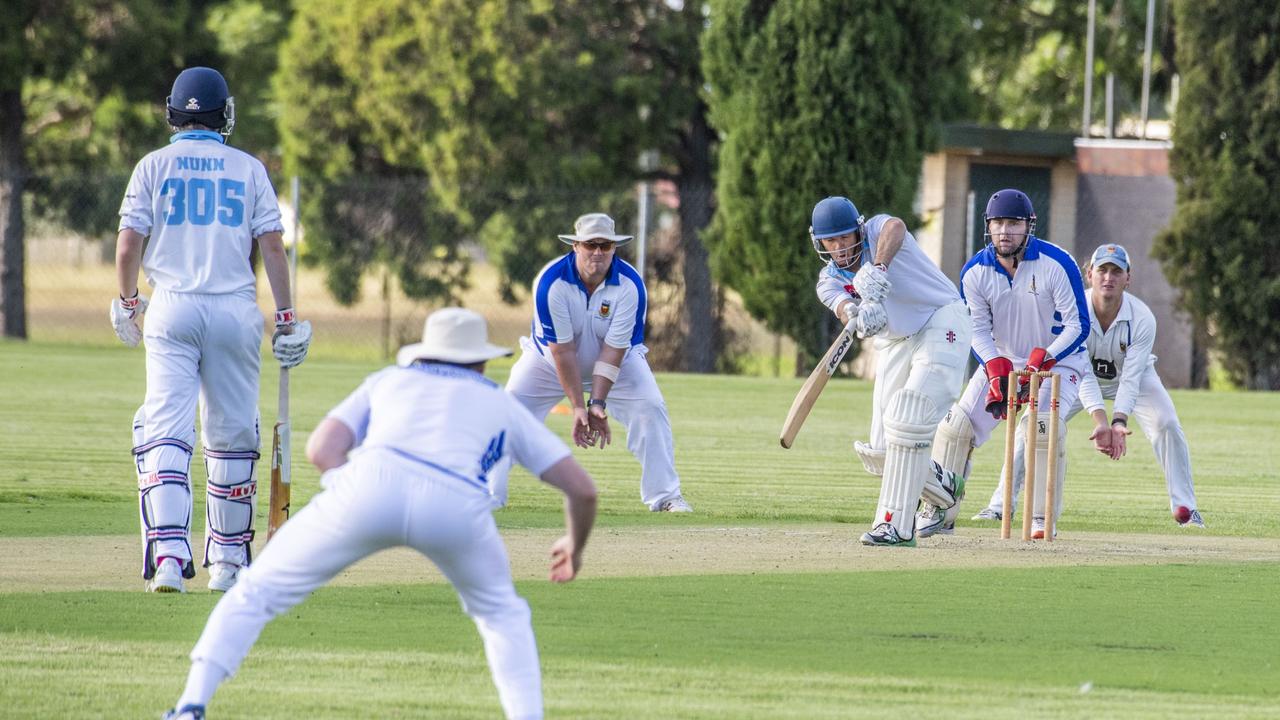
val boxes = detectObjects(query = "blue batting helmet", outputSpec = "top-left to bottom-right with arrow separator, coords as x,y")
810,197 -> 862,240
166,67 -> 235,136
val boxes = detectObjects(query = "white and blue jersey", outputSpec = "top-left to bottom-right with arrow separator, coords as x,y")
118,130 -> 284,296
815,214 -> 961,339
530,252 -> 646,380
960,237 -> 1090,368
327,363 -> 570,501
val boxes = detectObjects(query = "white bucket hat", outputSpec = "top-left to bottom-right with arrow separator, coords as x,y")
396,307 -> 512,367
557,212 -> 633,246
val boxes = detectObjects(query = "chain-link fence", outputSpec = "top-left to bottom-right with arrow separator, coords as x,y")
20,174 -> 794,373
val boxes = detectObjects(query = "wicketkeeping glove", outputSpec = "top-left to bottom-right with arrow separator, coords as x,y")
1016,347 -> 1056,404
272,308 -> 312,369
984,356 -> 1014,420
109,291 -> 149,347
852,262 -> 891,305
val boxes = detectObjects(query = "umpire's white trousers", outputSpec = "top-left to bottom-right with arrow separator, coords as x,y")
505,340 -> 682,509
189,449 -> 544,720
986,362 -> 1199,514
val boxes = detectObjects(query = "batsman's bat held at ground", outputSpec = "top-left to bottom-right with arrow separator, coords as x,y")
779,324 -> 856,449
267,366 -> 291,541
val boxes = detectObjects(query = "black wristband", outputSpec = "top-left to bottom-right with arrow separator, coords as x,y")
1111,417 -> 1128,427
588,398 -> 607,410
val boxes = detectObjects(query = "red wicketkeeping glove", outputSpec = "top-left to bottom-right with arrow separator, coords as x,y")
984,356 -> 1015,420
1016,347 -> 1057,403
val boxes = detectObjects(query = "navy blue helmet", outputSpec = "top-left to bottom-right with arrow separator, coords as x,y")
166,67 -> 235,136
809,197 -> 865,267
983,189 -> 1036,256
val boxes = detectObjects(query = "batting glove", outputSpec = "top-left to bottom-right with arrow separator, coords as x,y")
1016,347 -> 1056,404
851,301 -> 888,339
984,356 -> 1014,420
271,308 -> 312,369
109,291 -> 148,347
852,262 -> 891,305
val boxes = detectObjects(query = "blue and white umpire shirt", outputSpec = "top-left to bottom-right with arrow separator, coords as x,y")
960,237 -> 1090,370
326,363 -> 571,508
815,214 -> 961,340
118,130 -> 284,297
530,252 -> 647,380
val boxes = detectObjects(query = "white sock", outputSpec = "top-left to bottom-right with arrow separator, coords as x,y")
176,659 -> 228,710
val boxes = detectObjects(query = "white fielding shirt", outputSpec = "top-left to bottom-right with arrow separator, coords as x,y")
1076,290 -> 1158,416
815,214 -> 961,339
530,252 -> 646,378
327,363 -> 571,498
118,131 -> 284,296
960,237 -> 1090,366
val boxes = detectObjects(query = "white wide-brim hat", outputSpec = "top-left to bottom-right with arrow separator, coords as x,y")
396,307 -> 512,367
557,212 -> 633,246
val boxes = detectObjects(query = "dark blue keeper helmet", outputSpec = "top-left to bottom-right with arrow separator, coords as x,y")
983,188 -> 1036,257
166,67 -> 235,137
809,196 -> 865,267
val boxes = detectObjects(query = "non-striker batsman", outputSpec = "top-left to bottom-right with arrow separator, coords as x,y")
114,67 -> 311,594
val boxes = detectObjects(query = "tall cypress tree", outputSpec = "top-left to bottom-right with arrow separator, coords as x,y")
1155,1 -> 1280,389
702,0 -> 970,365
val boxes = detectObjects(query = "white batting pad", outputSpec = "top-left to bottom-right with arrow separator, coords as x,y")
133,406 -> 196,580
878,389 -> 938,539
931,407 -> 975,479
203,448 -> 260,567
853,440 -> 886,476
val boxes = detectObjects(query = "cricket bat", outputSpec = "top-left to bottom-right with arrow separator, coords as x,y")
779,324 -> 856,449
266,366 -> 290,542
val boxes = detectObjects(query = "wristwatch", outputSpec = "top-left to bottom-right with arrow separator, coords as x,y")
588,398 -> 607,410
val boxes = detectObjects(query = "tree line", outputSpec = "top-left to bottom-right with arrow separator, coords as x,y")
3,1 -> 1277,388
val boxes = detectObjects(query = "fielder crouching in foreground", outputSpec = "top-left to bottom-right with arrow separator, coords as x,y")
808,197 -> 972,547
163,308 -> 598,720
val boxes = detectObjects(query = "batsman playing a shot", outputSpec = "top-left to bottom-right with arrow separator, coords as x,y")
162,308 -> 598,720
114,67 -> 311,595
922,189 -> 1111,539
808,197 -> 971,546
975,243 -> 1205,527
505,212 -> 691,512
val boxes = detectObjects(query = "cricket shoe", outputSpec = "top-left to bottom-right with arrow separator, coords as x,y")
149,557 -> 186,594
1030,517 -> 1058,540
162,704 -> 205,720
860,522 -> 916,547
916,504 -> 954,538
1178,509 -> 1206,528
971,507 -> 1002,522
654,495 -> 693,513
207,562 -> 240,593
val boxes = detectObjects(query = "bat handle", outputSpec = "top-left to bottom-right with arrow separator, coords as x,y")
278,366 -> 290,420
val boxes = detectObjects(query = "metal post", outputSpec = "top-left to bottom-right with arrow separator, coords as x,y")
1083,0 -> 1097,137
636,182 -> 649,280
1105,73 -> 1115,139
289,175 -> 299,305
1140,0 -> 1156,138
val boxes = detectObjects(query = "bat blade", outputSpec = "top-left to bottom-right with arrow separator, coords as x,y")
267,420 -> 291,541
779,326 -> 856,449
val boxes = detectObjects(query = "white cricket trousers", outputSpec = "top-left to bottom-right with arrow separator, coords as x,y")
986,362 -> 1199,514
505,340 -> 681,509
189,449 -> 544,720
867,301 -> 972,451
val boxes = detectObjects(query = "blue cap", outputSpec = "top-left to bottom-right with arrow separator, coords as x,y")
1091,244 -> 1130,271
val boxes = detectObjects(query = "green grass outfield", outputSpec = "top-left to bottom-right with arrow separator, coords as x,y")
1,341 -> 1278,718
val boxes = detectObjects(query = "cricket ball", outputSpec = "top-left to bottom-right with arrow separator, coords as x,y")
1173,505 -> 1192,524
